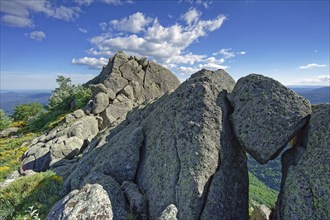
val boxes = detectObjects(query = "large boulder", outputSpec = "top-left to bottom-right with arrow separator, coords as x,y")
227,74 -> 311,164
273,104 -> 330,220
64,69 -> 248,219
46,183 -> 113,220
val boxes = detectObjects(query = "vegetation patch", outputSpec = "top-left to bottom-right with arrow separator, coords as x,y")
0,171 -> 63,220
249,172 -> 278,209
0,134 -> 36,182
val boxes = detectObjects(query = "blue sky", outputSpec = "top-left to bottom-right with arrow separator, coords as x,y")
1,0 -> 329,90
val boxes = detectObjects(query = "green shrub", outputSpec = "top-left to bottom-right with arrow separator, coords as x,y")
72,85 -> 92,109
26,76 -> 91,132
0,171 -> 63,220
48,75 -> 92,112
0,110 -> 12,131
12,103 -> 43,122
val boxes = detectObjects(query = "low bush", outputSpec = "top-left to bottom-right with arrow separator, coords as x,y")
0,110 -> 12,131
0,171 -> 63,220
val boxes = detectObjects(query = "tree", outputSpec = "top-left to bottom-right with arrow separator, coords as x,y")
0,109 -> 12,131
27,76 -> 92,132
12,103 -> 43,122
48,76 -> 74,111
48,75 -> 92,111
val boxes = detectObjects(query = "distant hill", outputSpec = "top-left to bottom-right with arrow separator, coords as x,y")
290,86 -> 330,104
0,91 -> 51,115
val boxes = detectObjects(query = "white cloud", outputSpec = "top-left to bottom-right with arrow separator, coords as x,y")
86,12 -> 225,63
0,0 -> 80,27
78,27 -> 88,33
182,8 -> 201,26
72,57 -> 108,69
299,63 -> 327,69
73,10 -> 227,79
110,12 -> 153,33
298,74 -> 330,85
28,31 -> 46,41
219,48 -> 235,59
1,15 -> 34,27
178,66 -> 201,75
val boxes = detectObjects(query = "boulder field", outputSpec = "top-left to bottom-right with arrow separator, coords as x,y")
15,52 -> 329,219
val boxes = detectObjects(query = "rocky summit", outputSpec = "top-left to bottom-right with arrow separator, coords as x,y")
20,51 -> 180,178
63,69 -> 248,220
13,52 -> 329,220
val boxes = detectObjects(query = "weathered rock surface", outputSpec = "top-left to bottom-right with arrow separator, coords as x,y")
157,204 -> 178,220
0,127 -> 19,138
252,204 -> 271,220
273,104 -> 330,220
19,51 -> 180,174
21,116 -> 99,172
227,74 -> 312,164
64,69 -> 248,219
46,183 -> 113,220
122,181 -> 147,219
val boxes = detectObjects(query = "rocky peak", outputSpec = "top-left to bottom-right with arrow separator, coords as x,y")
20,51 -> 181,178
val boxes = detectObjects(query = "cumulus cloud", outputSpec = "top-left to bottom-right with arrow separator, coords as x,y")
299,74 -> 330,85
72,57 -> 108,69
1,15 -> 34,27
182,8 -> 201,26
0,0 -> 132,28
73,9 -> 228,78
299,63 -> 327,69
218,48 -> 235,59
0,0 -> 80,27
28,31 -> 46,41
110,12 -> 153,33
178,66 -> 201,75
84,11 -> 225,62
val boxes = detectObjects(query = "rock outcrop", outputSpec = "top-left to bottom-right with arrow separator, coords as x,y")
63,69 -> 248,219
46,183 -> 113,220
273,104 -> 330,220
228,74 -> 311,164
20,51 -> 180,175
14,52 -> 329,219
